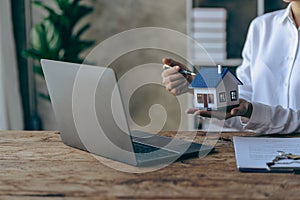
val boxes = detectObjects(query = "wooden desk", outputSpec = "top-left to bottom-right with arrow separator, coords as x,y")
0,131 -> 300,199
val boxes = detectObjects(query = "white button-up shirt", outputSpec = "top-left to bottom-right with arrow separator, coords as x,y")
228,3 -> 300,134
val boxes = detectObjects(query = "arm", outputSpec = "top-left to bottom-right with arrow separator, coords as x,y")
243,103 -> 300,135
224,19 -> 300,135
233,19 -> 300,134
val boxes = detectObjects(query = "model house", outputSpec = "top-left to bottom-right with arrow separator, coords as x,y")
189,65 -> 243,110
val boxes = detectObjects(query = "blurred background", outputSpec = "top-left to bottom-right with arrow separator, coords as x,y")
1,0 -> 287,131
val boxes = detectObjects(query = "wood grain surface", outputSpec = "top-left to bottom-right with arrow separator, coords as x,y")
0,131 -> 300,200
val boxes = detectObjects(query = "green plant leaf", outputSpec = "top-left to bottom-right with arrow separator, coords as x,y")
33,1 -> 68,34
67,5 -> 93,28
44,20 -> 61,52
78,40 -> 95,50
55,0 -> 69,10
33,1 -> 58,17
24,0 -> 95,95
29,21 -> 62,59
64,39 -> 94,58
22,49 -> 43,60
33,65 -> 44,77
71,0 -> 82,8
30,23 -> 47,52
39,93 -> 51,102
74,23 -> 91,40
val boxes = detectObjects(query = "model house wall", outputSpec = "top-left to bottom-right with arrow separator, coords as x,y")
217,73 -> 239,107
193,88 -> 217,109
191,68 -> 241,110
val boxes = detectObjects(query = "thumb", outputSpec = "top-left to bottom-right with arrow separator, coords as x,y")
230,108 -> 240,116
163,58 -> 173,65
230,104 -> 247,116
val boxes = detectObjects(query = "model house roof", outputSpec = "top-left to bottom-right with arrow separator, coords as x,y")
190,67 -> 243,88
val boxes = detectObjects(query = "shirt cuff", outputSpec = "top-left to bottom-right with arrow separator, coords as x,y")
241,102 -> 272,131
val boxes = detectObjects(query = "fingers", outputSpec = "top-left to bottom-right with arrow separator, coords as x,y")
186,108 -> 231,120
161,66 -> 181,82
169,81 -> 189,96
230,100 -> 253,118
185,99 -> 253,120
186,108 -> 199,114
163,58 -> 188,70
161,58 -> 195,96
230,99 -> 252,118
162,70 -> 183,85
186,108 -> 212,117
174,80 -> 189,94
162,65 -> 190,96
230,107 -> 244,116
165,78 -> 188,93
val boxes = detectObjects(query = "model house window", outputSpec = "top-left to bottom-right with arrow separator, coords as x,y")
230,90 -> 237,101
197,94 -> 204,103
197,93 -> 214,104
208,94 -> 214,104
219,92 -> 226,103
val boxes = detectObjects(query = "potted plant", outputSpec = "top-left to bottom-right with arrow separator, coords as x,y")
23,0 -> 96,100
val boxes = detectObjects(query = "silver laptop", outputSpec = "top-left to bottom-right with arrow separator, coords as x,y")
41,59 -> 213,166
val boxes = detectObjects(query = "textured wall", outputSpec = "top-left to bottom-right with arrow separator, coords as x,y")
33,0 -> 189,131
86,0 -> 187,40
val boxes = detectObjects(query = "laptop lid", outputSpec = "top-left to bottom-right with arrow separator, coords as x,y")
41,59 -> 138,166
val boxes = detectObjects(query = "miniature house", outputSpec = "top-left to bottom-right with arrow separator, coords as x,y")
189,65 -> 243,110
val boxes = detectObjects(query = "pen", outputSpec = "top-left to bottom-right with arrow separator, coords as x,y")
163,64 -> 196,76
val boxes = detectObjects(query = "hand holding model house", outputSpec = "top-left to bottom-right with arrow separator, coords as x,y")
162,58 -> 253,120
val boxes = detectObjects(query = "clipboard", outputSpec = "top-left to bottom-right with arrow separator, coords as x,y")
233,136 -> 300,174
267,160 -> 300,173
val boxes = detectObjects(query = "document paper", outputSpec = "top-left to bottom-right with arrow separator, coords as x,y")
233,136 -> 300,172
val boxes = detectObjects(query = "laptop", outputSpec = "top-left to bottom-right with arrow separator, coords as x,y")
41,59 -> 214,166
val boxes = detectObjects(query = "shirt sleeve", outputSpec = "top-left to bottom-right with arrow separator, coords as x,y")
225,17 -> 300,135
234,19 -> 300,134
242,102 -> 300,135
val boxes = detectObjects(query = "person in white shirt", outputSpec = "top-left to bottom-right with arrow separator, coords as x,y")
161,0 -> 300,134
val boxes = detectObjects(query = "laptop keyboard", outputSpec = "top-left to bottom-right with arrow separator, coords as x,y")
132,142 -> 178,161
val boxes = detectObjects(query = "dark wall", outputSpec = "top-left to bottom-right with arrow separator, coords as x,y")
265,0 -> 287,13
